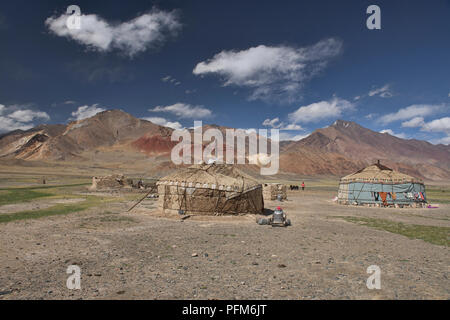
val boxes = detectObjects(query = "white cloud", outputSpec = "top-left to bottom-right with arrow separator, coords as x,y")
161,75 -> 181,86
143,116 -> 183,130
148,103 -> 212,119
45,9 -> 181,57
193,38 -> 342,103
0,104 -> 50,133
288,97 -> 354,124
0,118 -> 34,132
262,117 -> 303,130
71,104 -> 106,121
262,118 -> 282,129
280,123 -> 303,130
378,104 -> 446,124
421,117 -> 450,134
401,116 -> 450,145
401,117 -> 425,128
379,129 -> 408,139
8,110 -> 50,123
51,100 -> 77,107
432,136 -> 450,145
368,84 -> 393,98
279,132 -> 310,141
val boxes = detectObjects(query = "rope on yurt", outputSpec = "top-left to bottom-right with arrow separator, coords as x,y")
354,181 -> 366,203
213,190 -> 223,216
240,175 -> 256,214
387,170 -> 395,205
245,186 -> 260,214
165,164 -> 261,215
175,167 -> 205,213
175,184 -> 188,213
203,165 -> 225,215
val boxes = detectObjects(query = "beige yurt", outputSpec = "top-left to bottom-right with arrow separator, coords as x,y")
157,163 -> 264,215
263,183 -> 287,201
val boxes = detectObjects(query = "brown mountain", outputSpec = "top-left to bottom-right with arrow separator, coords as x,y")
280,120 -> 450,180
0,110 -> 174,161
0,112 -> 449,180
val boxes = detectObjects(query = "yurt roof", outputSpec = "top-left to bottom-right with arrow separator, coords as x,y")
157,163 -> 261,191
340,163 -> 423,184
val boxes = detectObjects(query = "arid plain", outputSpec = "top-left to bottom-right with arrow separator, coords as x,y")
0,164 -> 448,300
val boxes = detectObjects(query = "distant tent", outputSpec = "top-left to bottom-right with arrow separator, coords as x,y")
337,162 -> 426,207
263,183 -> 287,201
89,174 -> 131,191
156,163 -> 264,215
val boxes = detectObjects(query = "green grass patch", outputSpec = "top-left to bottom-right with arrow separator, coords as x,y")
0,183 -> 90,206
0,183 -> 89,192
0,196 -> 101,223
426,186 -> 450,204
0,189 -> 54,206
0,203 -> 88,223
338,216 -> 450,247
0,192 -> 131,224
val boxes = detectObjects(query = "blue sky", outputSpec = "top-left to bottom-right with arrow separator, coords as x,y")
0,0 -> 449,143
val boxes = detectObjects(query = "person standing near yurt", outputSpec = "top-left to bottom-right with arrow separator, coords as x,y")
301,181 -> 305,191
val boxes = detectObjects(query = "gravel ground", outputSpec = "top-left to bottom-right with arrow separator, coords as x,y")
0,190 -> 449,300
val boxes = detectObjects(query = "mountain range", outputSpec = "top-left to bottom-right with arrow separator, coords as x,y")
0,110 -> 449,180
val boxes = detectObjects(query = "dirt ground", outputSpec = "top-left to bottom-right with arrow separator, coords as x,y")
0,188 -> 449,300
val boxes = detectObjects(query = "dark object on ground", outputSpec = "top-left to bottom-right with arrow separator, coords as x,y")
257,207 -> 291,227
257,218 -> 269,225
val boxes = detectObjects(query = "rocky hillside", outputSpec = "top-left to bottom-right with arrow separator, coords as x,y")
280,120 -> 450,179
0,110 -> 174,160
0,112 -> 449,180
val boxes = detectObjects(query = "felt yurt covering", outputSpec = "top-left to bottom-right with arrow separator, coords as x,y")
157,163 -> 264,215
337,163 -> 426,206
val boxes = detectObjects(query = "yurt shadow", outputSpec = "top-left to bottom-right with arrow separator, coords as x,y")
262,208 -> 275,216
